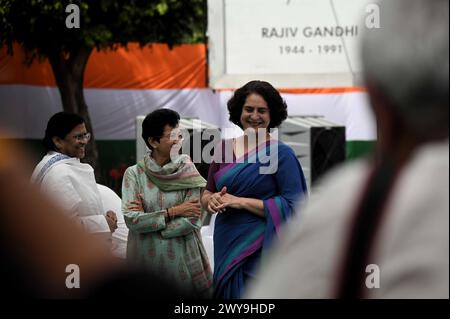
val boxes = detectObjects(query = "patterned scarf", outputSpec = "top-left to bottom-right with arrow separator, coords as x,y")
138,153 -> 206,191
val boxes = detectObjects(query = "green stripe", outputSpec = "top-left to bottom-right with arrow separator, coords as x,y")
274,196 -> 284,219
216,223 -> 265,277
217,143 -> 278,188
346,140 -> 376,161
217,162 -> 247,189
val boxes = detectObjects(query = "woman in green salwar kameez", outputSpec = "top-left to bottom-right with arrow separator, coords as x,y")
122,109 -> 213,298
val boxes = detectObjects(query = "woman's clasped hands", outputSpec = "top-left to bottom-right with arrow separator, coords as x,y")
206,186 -> 242,214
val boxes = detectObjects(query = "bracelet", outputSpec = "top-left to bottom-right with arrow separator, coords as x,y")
167,208 -> 174,221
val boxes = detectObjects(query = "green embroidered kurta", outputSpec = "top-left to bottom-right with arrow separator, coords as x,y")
122,155 -> 213,298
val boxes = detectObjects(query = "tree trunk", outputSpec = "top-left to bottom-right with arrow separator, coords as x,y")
48,47 -> 102,180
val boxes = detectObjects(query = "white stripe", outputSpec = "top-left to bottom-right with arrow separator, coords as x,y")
0,85 -> 376,141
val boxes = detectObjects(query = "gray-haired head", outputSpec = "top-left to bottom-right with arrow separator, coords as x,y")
361,0 -> 449,138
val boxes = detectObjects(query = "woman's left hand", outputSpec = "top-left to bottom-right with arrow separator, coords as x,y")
217,193 -> 265,217
217,193 -> 242,211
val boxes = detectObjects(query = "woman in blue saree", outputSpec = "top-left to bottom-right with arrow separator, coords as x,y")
201,80 -> 308,299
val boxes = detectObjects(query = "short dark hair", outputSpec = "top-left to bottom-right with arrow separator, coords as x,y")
142,109 -> 180,150
42,112 -> 85,152
227,80 -> 288,129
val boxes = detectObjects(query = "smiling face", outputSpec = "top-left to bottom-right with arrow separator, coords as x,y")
149,124 -> 183,158
53,123 -> 89,159
240,93 -> 271,132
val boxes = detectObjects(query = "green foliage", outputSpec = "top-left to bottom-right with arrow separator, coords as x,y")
0,0 -> 206,60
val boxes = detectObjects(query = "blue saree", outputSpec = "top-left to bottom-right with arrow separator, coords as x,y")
206,139 -> 307,299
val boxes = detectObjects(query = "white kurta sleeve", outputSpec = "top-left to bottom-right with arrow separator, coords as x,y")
79,214 -> 110,233
42,168 -> 110,233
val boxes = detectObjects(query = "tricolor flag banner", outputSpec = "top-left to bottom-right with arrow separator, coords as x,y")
0,42 -> 376,183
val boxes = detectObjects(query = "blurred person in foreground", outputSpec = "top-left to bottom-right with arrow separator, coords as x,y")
0,137 -> 186,298
31,112 -> 118,237
247,0 -> 449,298
122,109 -> 213,298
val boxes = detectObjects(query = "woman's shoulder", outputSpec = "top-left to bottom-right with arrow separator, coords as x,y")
270,141 -> 300,164
217,138 -> 234,152
46,157 -> 85,177
210,138 -> 234,163
271,140 -> 294,153
123,163 -> 140,176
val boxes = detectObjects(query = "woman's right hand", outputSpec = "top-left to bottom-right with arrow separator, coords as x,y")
169,200 -> 202,218
105,211 -> 118,232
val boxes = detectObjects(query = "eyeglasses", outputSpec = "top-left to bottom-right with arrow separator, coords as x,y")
159,131 -> 183,140
72,132 -> 91,142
